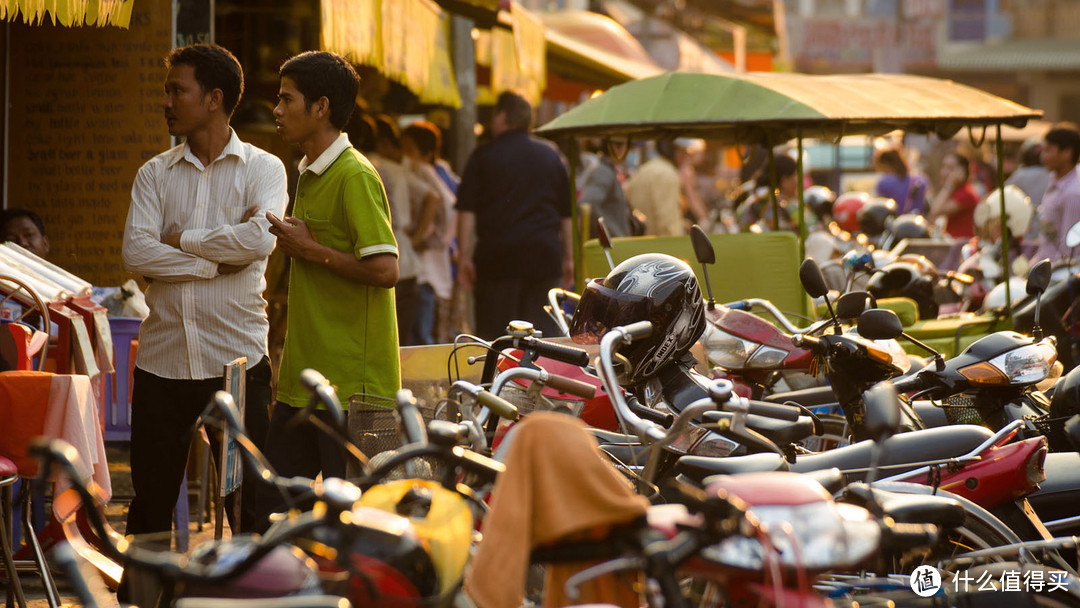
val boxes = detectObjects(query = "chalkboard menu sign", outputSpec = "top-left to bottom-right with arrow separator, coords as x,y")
7,0 -> 172,286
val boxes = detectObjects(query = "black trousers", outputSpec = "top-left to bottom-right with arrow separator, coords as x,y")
254,405 -> 348,533
123,356 -> 272,539
474,274 -> 561,340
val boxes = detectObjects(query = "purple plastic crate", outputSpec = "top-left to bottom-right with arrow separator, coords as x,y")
104,317 -> 142,442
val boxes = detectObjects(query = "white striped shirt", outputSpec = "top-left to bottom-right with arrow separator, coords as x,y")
122,130 -> 288,380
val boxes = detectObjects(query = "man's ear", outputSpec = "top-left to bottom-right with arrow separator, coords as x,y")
207,88 -> 225,113
315,96 -> 331,120
41,236 -> 50,256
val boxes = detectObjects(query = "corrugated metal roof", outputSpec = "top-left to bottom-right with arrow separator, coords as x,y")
938,38 -> 1080,71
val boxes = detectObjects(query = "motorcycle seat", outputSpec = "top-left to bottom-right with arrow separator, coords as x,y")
842,482 -> 965,529
598,443 -> 651,466
764,386 -> 837,407
676,452 -> 788,483
702,411 -> 816,447
790,425 -> 994,478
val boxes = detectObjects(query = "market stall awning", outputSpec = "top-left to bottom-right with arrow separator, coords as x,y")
536,71 -> 1041,143
544,19 -> 663,89
433,0 -> 504,28
0,0 -> 132,27
938,38 -> 1080,71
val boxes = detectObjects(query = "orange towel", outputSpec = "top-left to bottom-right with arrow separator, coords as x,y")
0,370 -> 51,475
465,412 -> 649,608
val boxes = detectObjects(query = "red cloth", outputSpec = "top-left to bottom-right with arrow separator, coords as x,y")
946,184 -> 979,238
0,370 -> 52,475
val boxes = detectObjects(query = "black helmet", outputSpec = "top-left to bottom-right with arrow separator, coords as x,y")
857,197 -> 898,237
888,213 -> 931,241
1048,365 -> 1080,452
570,253 -> 705,385
866,261 -> 938,320
804,185 -> 836,221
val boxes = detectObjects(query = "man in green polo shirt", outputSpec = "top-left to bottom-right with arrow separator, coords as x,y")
261,51 -> 399,523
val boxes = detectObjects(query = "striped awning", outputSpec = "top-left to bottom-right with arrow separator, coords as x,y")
0,0 -> 133,27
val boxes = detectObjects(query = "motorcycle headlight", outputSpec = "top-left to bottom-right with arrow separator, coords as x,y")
704,327 -> 787,370
959,341 -> 1057,386
687,428 -> 740,458
700,502 -> 880,570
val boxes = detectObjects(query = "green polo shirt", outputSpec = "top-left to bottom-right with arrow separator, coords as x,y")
276,135 -> 401,409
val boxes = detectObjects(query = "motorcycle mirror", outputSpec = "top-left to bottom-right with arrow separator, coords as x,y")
690,225 -> 716,309
799,258 -> 829,298
690,225 -> 715,265
596,216 -> 613,250
1026,258 -> 1052,296
836,291 -> 875,321
856,308 -> 904,340
801,258 -> 842,335
596,217 -> 616,272
1065,221 -> 1080,249
863,382 -> 901,443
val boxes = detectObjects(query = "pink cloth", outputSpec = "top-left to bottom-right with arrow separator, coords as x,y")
42,374 -> 111,517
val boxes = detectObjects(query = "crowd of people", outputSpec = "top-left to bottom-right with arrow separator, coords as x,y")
574,124 -> 1080,270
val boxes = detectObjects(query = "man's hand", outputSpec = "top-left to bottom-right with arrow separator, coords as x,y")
458,257 -> 476,291
161,233 -> 182,249
218,262 -> 248,275
241,204 -> 260,223
267,211 -> 316,261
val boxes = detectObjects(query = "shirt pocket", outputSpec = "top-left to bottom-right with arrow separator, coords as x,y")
304,212 -> 349,251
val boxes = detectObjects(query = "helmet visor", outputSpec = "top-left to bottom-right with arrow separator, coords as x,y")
569,279 -> 652,345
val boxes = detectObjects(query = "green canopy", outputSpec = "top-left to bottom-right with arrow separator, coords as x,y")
536,71 -> 1041,143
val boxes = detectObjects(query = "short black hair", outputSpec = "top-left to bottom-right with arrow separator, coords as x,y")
374,114 -> 401,149
165,44 -> 244,117
279,51 -> 360,130
948,151 -> 971,181
495,91 -> 532,131
1,208 -> 46,236
1045,127 -> 1080,165
346,110 -> 377,153
655,138 -> 677,163
402,121 -> 441,160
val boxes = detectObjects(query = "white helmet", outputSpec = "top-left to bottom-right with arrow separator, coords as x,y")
981,277 -> 1029,312
974,185 -> 1032,238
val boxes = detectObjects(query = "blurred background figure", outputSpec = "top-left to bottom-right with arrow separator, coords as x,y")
578,138 -> 633,238
624,138 -> 683,236
0,207 -> 50,258
1005,139 -> 1052,242
737,154 -> 798,232
929,151 -> 979,239
402,120 -> 456,345
874,146 -> 927,216
1032,125 -> 1080,264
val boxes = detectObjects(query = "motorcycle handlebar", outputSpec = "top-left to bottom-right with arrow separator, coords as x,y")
517,335 -> 591,367
395,389 -> 429,445
545,373 -> 597,400
743,400 -> 803,422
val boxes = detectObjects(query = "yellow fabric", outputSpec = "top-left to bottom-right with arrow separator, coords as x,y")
321,0 -> 461,108
358,479 -> 474,596
483,3 -> 546,106
0,0 -> 132,27
465,412 -> 648,608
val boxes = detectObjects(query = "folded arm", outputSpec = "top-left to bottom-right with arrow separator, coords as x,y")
175,157 -> 289,264
122,165 -> 218,283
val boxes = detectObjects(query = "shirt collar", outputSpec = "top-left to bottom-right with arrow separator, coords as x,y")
1050,167 -> 1078,191
299,133 -> 351,176
168,128 -> 247,170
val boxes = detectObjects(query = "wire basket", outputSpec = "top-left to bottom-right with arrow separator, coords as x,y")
941,394 -> 985,427
348,393 -> 401,458
347,392 -> 464,459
